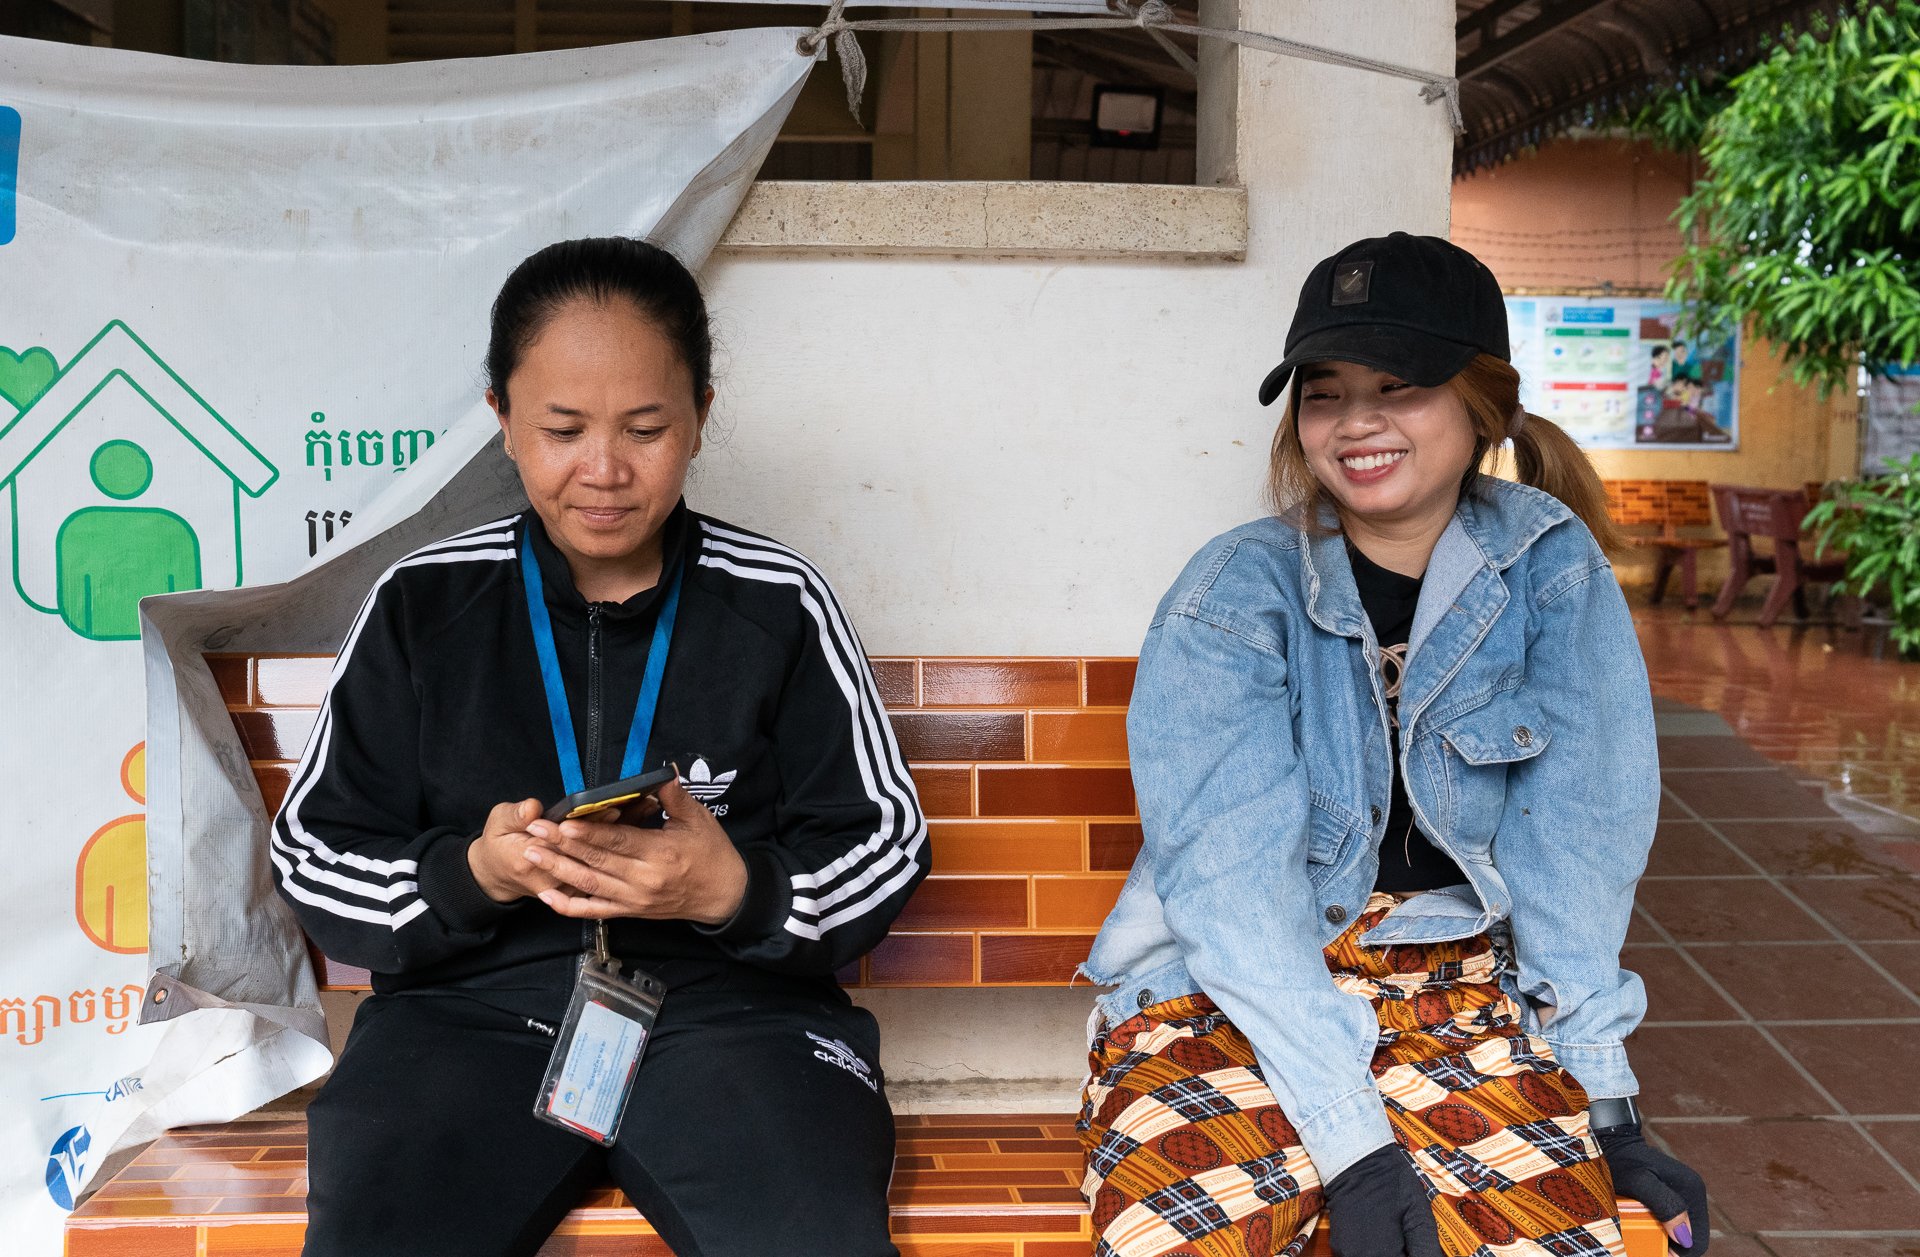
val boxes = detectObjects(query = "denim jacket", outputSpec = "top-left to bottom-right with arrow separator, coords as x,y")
1083,479 -> 1656,1183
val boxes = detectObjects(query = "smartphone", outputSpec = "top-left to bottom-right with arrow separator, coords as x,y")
543,765 -> 677,823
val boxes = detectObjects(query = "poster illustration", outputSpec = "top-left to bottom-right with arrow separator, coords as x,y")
1506,296 -> 1740,450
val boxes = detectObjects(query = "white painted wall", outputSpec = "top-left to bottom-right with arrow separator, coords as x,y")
694,0 -> 1455,655
306,0 -> 1458,1111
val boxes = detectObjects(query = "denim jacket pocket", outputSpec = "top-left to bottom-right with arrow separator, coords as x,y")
1435,695 -> 1551,860
1436,694 -> 1553,766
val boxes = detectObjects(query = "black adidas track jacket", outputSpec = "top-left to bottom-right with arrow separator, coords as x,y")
269,503 -> 928,1014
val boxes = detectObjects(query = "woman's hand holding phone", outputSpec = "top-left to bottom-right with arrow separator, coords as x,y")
468,798 -> 569,904
523,776 -> 748,927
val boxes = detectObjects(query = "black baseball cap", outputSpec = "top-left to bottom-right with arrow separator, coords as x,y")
1257,232 -> 1509,406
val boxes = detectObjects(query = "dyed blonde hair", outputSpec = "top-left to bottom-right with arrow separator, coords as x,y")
1266,353 -> 1623,554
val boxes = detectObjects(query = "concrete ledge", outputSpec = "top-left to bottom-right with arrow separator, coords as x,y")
716,180 -> 1249,261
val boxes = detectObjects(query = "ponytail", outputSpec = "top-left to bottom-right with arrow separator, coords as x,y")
1448,355 -> 1624,554
1508,409 -> 1624,553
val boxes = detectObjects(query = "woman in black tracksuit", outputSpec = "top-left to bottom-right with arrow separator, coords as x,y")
274,238 -> 927,1257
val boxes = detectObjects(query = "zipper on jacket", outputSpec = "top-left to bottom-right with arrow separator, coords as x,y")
582,602 -> 606,958
585,603 -> 605,788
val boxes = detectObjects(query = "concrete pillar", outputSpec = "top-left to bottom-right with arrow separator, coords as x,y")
1235,0 -> 1455,267
1196,0 -> 1239,187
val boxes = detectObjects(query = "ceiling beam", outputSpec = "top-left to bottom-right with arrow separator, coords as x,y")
1591,14 -> 1670,75
1032,34 -> 1198,112
1456,0 -> 1534,49
1455,0 -> 1839,170
1459,0 -> 1619,79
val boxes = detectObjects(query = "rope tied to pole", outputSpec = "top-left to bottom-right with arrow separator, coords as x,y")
797,2 -> 1463,134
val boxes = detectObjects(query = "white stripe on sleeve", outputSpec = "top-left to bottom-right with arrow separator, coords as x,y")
696,522 -> 926,941
272,523 -> 518,931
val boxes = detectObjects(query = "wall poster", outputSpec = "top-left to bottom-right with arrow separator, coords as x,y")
1506,295 -> 1740,450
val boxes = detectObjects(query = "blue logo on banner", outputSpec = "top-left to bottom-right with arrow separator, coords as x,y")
45,1125 -> 90,1210
1562,306 -> 1615,324
0,106 -> 19,245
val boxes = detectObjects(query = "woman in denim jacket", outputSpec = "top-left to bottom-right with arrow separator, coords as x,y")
1079,235 -> 1708,1257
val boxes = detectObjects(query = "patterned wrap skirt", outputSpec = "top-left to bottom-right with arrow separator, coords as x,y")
1077,893 -> 1626,1257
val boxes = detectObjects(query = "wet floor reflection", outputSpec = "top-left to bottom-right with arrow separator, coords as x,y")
1636,600 -> 1920,828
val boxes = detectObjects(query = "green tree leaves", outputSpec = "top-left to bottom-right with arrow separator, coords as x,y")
1638,2 -> 1920,392
1810,453 -> 1920,653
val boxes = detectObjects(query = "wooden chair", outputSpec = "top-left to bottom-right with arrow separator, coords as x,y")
67,654 -> 1668,1257
1709,484 -> 1849,628
1603,480 -> 1727,610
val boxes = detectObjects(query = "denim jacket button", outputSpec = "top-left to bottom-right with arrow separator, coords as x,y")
1370,805 -> 1382,826
1513,725 -> 1534,748
1325,905 -> 1348,925
1137,989 -> 1155,1010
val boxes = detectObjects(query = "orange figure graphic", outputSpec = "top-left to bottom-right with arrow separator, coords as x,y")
75,744 -> 148,953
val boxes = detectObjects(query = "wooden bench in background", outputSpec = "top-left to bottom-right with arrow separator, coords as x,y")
1709,484 -> 1851,629
66,655 -> 1664,1257
1603,479 -> 1727,611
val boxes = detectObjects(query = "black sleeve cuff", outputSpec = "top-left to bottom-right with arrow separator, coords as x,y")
697,845 -> 789,945
414,828 -> 520,934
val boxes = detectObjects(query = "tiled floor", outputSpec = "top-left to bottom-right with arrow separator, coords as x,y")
1638,601 -> 1920,830
1631,600 -> 1920,1254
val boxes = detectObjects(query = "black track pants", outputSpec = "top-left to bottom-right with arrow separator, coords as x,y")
303,981 -> 898,1257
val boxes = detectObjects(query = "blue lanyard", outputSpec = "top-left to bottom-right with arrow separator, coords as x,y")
520,528 -> 682,797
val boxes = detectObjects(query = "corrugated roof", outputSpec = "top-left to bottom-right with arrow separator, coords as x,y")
1454,0 -> 1861,173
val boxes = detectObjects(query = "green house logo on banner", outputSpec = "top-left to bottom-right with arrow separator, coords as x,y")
0,321 -> 277,641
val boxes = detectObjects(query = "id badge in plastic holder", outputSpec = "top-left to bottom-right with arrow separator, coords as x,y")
533,953 -> 664,1146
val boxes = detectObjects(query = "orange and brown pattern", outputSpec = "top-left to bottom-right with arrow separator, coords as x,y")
1078,995 -> 1326,1257
1079,894 -> 1626,1257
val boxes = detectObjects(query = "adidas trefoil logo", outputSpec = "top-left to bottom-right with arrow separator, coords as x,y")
679,757 -> 738,805
807,1031 -> 878,1092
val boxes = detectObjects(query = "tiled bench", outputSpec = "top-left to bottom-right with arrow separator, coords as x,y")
222,654 -> 1147,992
1604,479 -> 1728,611
67,1115 -> 1106,1257
67,656 -> 1666,1256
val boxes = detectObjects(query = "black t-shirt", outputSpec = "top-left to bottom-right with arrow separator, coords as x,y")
1347,542 -> 1463,893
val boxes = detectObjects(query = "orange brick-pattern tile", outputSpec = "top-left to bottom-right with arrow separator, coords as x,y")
1604,479 -> 1717,531
211,654 -> 1146,990
1606,479 -> 1668,527
66,1116 -> 1665,1256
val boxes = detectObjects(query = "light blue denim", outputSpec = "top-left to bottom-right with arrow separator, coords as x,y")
1082,478 -> 1657,1183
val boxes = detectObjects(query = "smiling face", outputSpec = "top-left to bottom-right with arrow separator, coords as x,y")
1294,359 -> 1480,541
490,297 -> 711,600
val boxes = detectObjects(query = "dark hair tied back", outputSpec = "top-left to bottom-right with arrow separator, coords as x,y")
486,237 -> 713,413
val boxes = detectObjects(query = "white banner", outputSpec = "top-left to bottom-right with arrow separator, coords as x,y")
0,30 -> 811,1254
